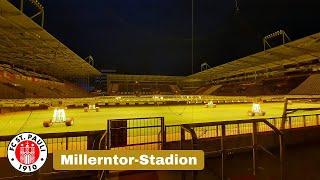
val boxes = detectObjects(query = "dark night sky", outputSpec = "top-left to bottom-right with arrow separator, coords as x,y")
35,0 -> 320,76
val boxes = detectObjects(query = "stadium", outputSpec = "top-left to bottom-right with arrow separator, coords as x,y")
1,0 -> 320,180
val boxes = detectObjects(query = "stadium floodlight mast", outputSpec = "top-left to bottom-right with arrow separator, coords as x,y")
84,55 -> 95,90
191,0 -> 195,74
190,0 -> 240,74
234,0 -> 240,13
200,62 -> 211,71
19,0 -> 45,27
85,55 -> 95,66
263,30 -> 291,51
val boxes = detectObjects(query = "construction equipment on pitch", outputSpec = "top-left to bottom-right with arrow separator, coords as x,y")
84,104 -> 100,112
247,98 -> 266,116
43,108 -> 74,127
205,101 -> 217,108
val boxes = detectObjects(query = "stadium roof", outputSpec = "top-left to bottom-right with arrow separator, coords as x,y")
0,0 -> 100,78
187,32 -> 320,81
107,74 -> 185,82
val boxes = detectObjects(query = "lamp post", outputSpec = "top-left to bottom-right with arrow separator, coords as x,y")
191,0 -> 194,74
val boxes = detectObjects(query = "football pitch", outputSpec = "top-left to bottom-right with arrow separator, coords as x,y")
1,102 -> 319,136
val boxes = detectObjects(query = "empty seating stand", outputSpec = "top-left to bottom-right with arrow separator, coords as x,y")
290,74 -> 320,95
108,82 -> 179,95
0,65 -> 91,98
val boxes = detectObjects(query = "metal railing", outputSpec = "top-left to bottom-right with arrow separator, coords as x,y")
281,97 -> 320,129
0,113 -> 320,179
1,114 -> 318,157
106,117 -> 165,150
165,114 -> 320,144
180,119 -> 284,180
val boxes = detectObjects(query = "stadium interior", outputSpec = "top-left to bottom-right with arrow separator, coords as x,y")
1,0 -> 320,180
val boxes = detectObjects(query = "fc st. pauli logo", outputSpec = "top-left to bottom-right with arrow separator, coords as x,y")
7,132 -> 48,173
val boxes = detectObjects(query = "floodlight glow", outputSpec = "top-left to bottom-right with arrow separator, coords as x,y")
205,101 -> 216,108
43,108 -> 74,127
84,104 -> 100,112
248,103 -> 265,116
52,108 -> 66,123
252,103 -> 261,113
89,105 -> 96,109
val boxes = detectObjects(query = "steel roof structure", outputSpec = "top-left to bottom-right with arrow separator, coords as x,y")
187,32 -> 320,81
0,0 -> 100,78
107,74 -> 185,82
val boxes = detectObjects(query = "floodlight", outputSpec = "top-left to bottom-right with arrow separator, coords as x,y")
43,108 -> 74,127
248,103 -> 266,116
84,104 -> 100,112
